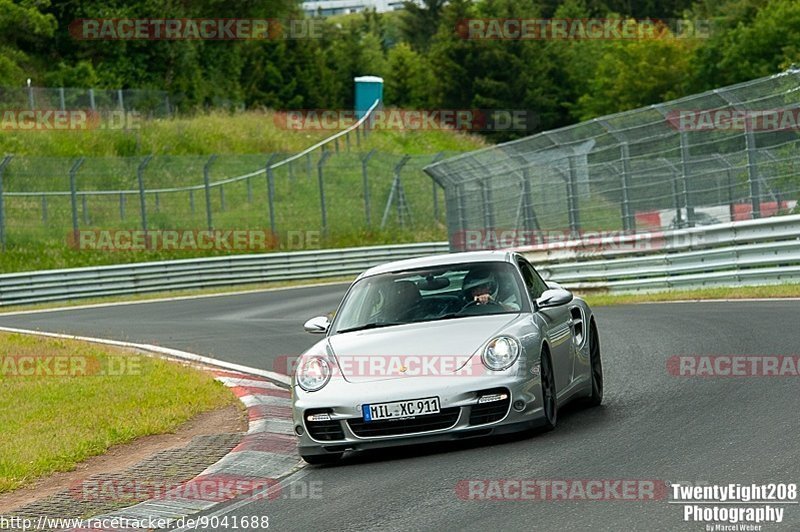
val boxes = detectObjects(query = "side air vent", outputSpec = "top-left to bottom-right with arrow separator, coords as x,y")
570,306 -> 585,348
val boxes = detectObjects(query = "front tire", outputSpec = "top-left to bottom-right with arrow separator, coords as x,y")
540,348 -> 558,431
301,452 -> 343,465
585,320 -> 603,407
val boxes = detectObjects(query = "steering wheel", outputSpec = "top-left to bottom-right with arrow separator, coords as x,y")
458,298 -> 503,313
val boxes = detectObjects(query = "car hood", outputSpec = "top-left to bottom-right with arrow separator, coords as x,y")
327,314 -> 519,383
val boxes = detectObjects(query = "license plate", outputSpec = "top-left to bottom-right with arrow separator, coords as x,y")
362,397 -> 440,422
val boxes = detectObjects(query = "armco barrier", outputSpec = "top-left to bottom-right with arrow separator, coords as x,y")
1,215 -> 798,306
527,215 -> 800,292
0,242 -> 449,307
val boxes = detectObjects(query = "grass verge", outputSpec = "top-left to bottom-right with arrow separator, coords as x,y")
0,332 -> 237,494
581,283 -> 800,307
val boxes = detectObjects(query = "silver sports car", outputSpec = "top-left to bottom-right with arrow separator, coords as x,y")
292,250 -> 603,464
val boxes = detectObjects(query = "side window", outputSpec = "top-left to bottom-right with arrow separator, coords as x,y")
517,259 -> 547,301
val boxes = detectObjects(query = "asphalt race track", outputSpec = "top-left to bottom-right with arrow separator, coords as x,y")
2,290 -> 799,531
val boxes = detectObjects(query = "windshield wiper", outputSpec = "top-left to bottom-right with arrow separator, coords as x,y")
336,321 -> 404,334
430,312 -> 468,321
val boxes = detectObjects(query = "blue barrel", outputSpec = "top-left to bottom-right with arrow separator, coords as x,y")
354,76 -> 383,119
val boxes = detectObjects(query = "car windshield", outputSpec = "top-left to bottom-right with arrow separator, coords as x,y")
333,262 -> 524,333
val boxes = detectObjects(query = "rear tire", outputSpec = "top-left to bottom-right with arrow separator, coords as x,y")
586,320 -> 603,407
540,348 -> 558,432
301,452 -> 343,465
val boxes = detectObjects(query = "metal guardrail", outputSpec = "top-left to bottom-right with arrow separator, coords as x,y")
0,215 -> 797,307
529,215 -> 800,292
0,242 -> 449,307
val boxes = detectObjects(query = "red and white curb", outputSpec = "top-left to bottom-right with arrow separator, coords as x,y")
0,326 -> 301,531
60,368 -> 302,530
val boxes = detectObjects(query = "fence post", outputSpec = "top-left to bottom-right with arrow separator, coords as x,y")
0,156 -> 12,251
120,192 -> 126,220
744,128 -> 761,219
155,192 -> 160,213
429,152 -> 445,221
656,158 -> 683,228
318,151 -> 332,234
619,143 -> 635,232
456,184 -> 468,248
712,154 -> 736,221
266,154 -> 280,236
137,155 -> 153,244
481,178 -> 495,236
381,155 -> 411,229
203,155 -> 217,231
88,88 -> 96,111
27,85 -> 34,110
69,157 -> 84,243
566,156 -> 581,237
679,132 -> 695,227
59,87 -> 66,111
361,149 -> 376,227
117,89 -> 124,110
189,189 -> 195,214
521,167 -> 541,236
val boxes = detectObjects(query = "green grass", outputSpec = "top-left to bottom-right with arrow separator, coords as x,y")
0,109 -> 485,157
581,283 -> 800,307
0,332 -> 237,493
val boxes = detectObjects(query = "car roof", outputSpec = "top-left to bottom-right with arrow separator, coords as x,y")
357,250 -> 517,280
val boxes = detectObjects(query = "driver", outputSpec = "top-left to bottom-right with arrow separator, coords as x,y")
462,268 -> 500,306
461,267 -> 517,310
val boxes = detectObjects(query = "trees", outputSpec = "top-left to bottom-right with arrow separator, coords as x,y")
1,0 -> 796,137
0,0 -> 56,85
688,0 -> 800,91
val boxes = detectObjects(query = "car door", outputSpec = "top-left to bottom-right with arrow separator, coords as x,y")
516,258 -> 573,393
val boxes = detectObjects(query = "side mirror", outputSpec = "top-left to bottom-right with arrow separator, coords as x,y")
303,316 -> 330,334
536,288 -> 573,310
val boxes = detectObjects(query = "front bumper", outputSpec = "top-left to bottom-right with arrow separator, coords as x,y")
293,373 -> 545,457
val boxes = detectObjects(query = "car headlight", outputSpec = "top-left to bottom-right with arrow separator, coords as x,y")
296,355 -> 332,392
481,336 -> 520,371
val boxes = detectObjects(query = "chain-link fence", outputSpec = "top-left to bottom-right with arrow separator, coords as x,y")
0,150 -> 451,254
425,68 -> 800,250
0,87 -> 189,118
